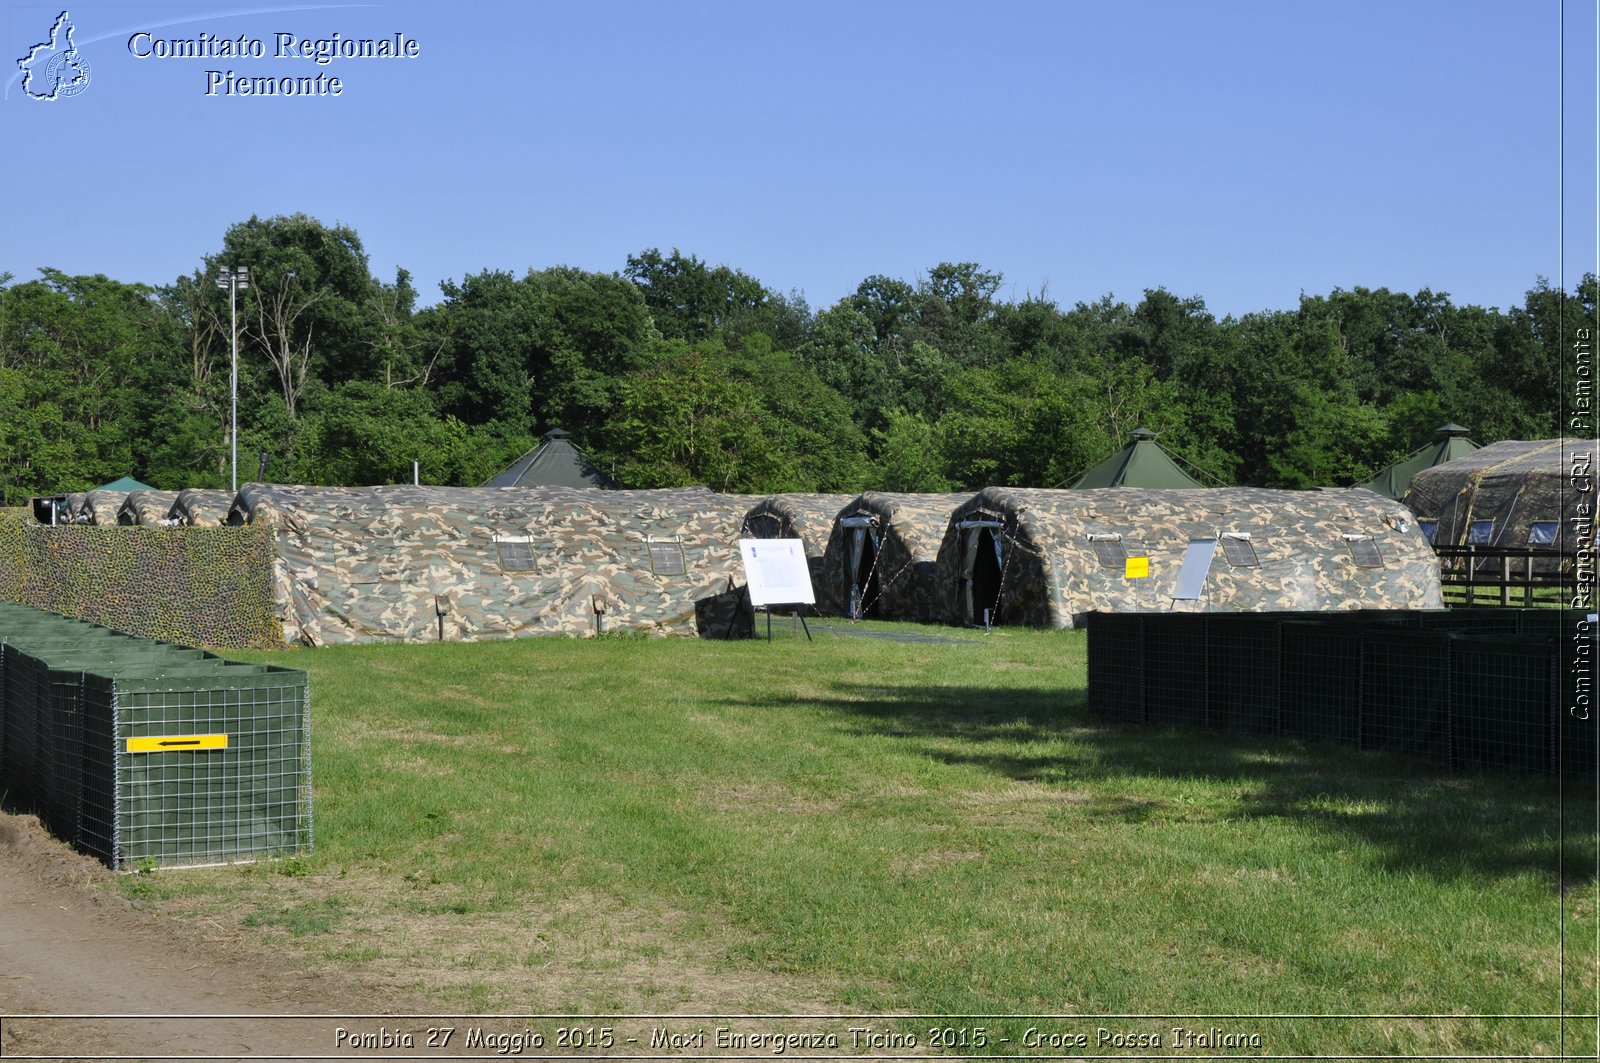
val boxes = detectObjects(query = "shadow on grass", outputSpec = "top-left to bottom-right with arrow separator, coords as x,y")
791,681 -> 1599,890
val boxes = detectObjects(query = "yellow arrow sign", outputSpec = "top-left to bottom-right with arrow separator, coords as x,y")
126,734 -> 229,753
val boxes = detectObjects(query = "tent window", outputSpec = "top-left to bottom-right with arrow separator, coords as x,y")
1529,521 -> 1558,546
1171,539 -> 1217,600
1219,535 -> 1258,567
1090,540 -> 1126,568
495,541 -> 535,571
648,541 -> 687,576
1345,537 -> 1384,569
1418,521 -> 1438,544
1467,520 -> 1495,545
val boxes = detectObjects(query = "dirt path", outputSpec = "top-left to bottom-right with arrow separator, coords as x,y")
0,811 -> 425,1061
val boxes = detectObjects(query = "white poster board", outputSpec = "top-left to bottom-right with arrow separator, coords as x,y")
738,539 -> 815,607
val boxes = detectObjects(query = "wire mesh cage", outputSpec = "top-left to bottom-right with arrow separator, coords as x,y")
1449,635 -> 1555,773
0,603 -> 312,869
1087,606 -> 1578,778
1142,614 -> 1208,728
1204,615 -> 1283,735
1085,613 -> 1145,722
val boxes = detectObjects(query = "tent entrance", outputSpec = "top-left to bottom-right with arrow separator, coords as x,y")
841,517 -> 881,619
959,520 -> 1006,626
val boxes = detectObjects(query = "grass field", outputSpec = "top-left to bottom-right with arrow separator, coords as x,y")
118,622 -> 1597,1057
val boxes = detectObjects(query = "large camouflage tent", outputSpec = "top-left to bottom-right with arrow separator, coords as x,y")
1357,424 -> 1479,501
1402,438 -> 1594,551
820,493 -> 970,621
169,488 -> 237,526
482,429 -> 621,490
117,489 -> 180,525
229,483 -> 750,645
1069,428 -> 1210,489
936,486 -> 1443,628
740,494 -> 856,613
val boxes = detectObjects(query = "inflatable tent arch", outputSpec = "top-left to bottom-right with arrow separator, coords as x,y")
820,492 -> 970,621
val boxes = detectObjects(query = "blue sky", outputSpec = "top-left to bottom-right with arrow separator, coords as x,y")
3,0 -> 1596,319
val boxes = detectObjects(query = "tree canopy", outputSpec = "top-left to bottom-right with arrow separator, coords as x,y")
0,214 -> 1587,505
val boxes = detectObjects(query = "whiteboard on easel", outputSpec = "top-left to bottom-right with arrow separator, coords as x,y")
738,539 -> 815,607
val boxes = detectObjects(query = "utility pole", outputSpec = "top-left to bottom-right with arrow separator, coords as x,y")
215,266 -> 250,491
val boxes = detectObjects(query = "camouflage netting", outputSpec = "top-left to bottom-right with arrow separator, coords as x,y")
1403,438 -> 1597,552
820,493 -> 972,621
740,494 -> 855,613
936,487 -> 1445,629
0,510 -> 282,649
170,488 -> 237,527
230,483 -> 753,645
117,489 -> 180,526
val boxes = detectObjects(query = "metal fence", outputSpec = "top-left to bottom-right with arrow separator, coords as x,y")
1087,608 -> 1592,777
0,602 -> 311,869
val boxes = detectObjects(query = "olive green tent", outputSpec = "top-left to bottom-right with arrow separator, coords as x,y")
1070,429 -> 1210,489
1358,424 -> 1479,501
95,476 -> 155,493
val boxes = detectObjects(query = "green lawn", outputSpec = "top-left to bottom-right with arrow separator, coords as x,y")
123,623 -> 1596,1056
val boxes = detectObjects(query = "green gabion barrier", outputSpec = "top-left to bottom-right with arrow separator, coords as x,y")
1087,609 -> 1590,778
0,511 -> 282,651
0,602 -> 312,869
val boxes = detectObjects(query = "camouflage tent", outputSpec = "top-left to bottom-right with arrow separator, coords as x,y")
1070,428 -> 1210,489
740,494 -> 855,613
1357,424 -> 1479,501
820,493 -> 970,621
169,488 -> 237,527
1403,438 -> 1593,551
483,429 -> 621,489
230,483 -> 750,645
79,490 -> 130,525
936,486 -> 1443,629
117,490 -> 180,526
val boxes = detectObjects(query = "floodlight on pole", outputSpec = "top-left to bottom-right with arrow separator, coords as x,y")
215,265 -> 250,491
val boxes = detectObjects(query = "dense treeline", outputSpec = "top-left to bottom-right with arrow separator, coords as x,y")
0,212 -> 1589,505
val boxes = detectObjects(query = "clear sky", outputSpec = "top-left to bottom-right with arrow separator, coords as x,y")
4,0 -> 1596,320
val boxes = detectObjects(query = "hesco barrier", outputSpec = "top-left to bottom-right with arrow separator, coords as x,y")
0,511 -> 282,651
1086,608 -> 1593,777
0,602 -> 311,869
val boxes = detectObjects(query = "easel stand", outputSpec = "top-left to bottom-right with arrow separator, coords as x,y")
761,605 -> 812,643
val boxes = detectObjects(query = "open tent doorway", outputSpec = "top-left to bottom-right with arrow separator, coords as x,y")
958,521 -> 1006,626
842,517 -> 881,619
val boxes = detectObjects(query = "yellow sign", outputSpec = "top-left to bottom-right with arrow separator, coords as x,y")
1125,556 -> 1150,579
126,734 -> 229,754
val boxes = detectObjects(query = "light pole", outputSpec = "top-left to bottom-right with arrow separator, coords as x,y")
215,266 -> 250,491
